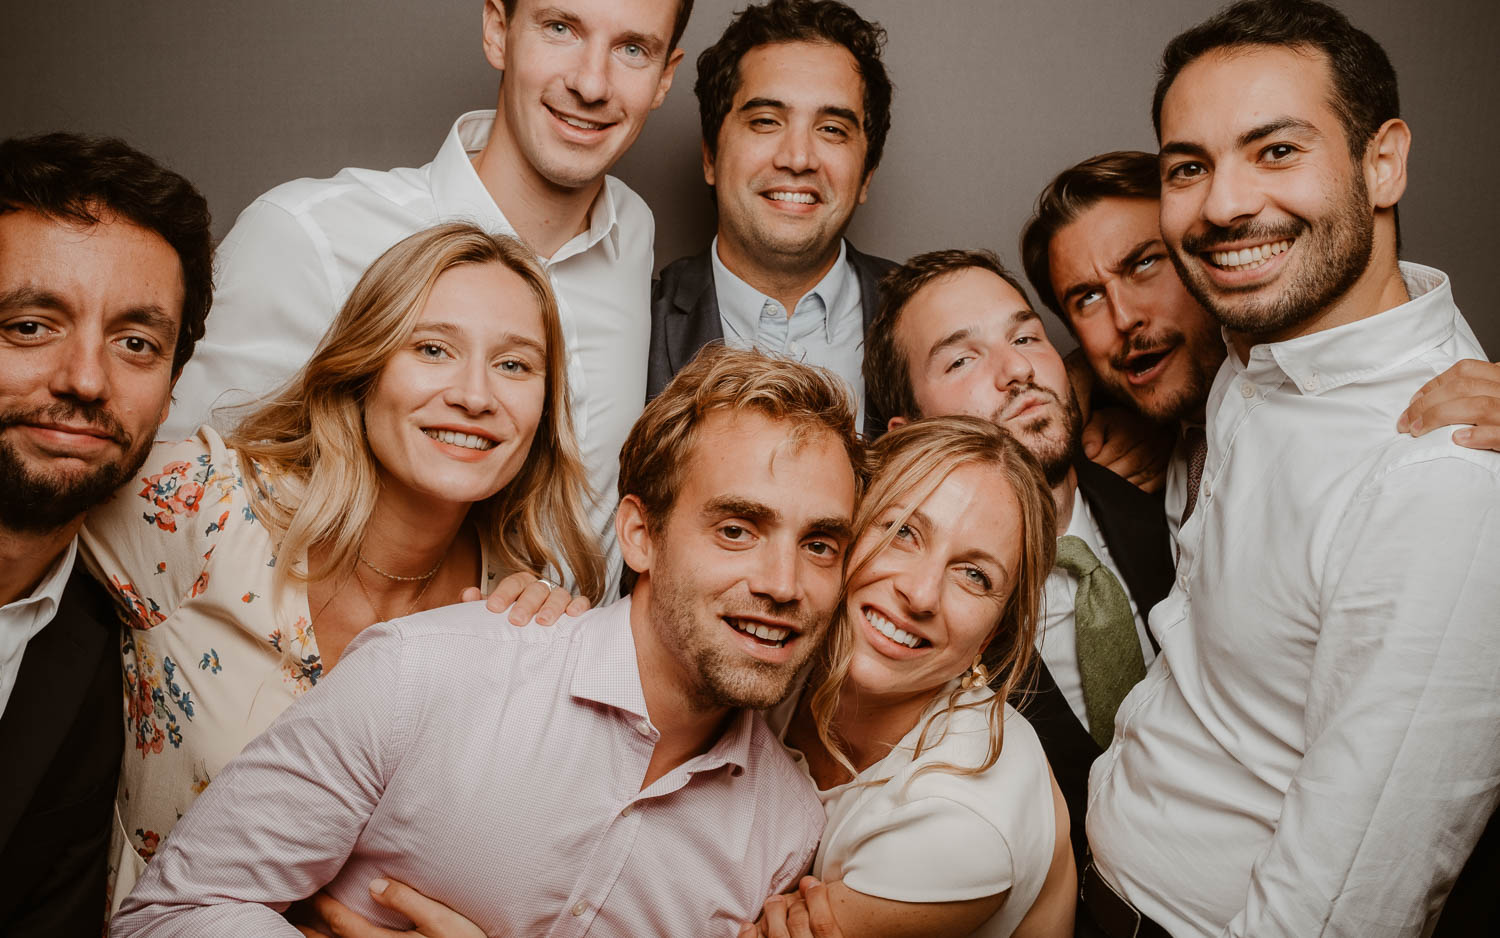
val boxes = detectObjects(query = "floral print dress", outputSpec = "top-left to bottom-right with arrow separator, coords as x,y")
80,427 -> 497,912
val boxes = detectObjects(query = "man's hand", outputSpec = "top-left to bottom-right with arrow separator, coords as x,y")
1081,406 -> 1174,493
1397,359 -> 1500,452
740,877 -> 844,938
458,570 -> 590,625
291,878 -> 485,938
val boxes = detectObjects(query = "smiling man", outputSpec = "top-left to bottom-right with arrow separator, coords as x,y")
648,0 -> 894,435
114,346 -> 860,937
163,0 -> 694,591
862,249 -> 1174,873
1079,3 -> 1500,938
0,132 -> 212,936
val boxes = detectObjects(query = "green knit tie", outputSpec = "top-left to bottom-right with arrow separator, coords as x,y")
1054,534 -> 1146,748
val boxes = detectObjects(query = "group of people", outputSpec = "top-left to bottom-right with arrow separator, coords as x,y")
3,0 -> 1499,936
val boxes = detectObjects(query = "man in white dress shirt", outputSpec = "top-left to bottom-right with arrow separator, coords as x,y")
648,0 -> 895,436
1082,3 -> 1500,937
164,0 -> 694,590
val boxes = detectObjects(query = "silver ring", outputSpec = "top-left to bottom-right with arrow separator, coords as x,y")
536,577 -> 560,591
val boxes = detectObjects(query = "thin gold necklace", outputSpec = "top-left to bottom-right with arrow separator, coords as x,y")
354,559 -> 442,622
358,550 -> 443,582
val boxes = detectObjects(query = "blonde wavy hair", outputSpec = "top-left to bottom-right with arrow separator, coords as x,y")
809,415 -> 1056,782
227,222 -> 605,603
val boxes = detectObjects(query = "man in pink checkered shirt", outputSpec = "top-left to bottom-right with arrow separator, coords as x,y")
112,346 -> 860,938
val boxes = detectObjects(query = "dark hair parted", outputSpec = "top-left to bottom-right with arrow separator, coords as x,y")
695,0 -> 894,176
1152,0 -> 1399,160
0,132 -> 212,377
1019,151 -> 1161,325
499,0 -> 695,51
863,250 -> 1032,429
618,344 -> 862,538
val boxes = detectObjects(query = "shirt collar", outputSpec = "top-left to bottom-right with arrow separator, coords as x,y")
568,595 -> 756,774
429,109 -> 622,263
2,536 -> 78,633
710,238 -> 853,344
1230,262 -> 1457,395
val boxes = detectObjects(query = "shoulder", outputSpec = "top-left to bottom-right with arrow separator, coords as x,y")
844,242 -> 898,279
1358,428 -> 1500,499
744,713 -> 824,818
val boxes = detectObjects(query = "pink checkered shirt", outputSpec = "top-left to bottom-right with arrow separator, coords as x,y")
111,597 -> 824,936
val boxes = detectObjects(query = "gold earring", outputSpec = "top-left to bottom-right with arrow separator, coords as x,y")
961,654 -> 991,689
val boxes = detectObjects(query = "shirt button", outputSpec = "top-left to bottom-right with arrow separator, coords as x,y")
572,901 -> 587,917
1240,380 -> 1256,398
635,720 -> 652,737
621,804 -> 633,817
1202,481 -> 1211,501
1303,374 -> 1319,391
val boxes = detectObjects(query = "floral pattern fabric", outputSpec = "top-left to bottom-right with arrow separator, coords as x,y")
80,427 -> 495,912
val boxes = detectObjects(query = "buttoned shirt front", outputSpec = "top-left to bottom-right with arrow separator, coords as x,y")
0,538 -> 77,716
112,596 -> 825,937
711,237 -> 867,423
163,110 -> 656,590
1086,264 -> 1500,938
1037,487 -> 1155,725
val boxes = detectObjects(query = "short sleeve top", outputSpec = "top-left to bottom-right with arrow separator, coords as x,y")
778,683 -> 1056,937
79,427 -> 497,907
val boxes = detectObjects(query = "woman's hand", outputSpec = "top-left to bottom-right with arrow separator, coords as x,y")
741,877 -> 844,938
459,570 -> 589,625
291,877 -> 484,938
1398,358 -> 1500,452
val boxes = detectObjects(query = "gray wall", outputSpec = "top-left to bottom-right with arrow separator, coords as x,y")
4,0 -> 1498,351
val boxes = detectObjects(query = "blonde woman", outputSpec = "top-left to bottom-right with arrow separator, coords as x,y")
752,416 -> 1074,938
82,222 -> 604,908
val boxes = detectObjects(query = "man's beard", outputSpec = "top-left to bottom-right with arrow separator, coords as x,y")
1103,327 -> 1223,424
1172,171 -> 1374,337
0,401 -> 150,533
994,383 -> 1082,487
650,575 -> 821,712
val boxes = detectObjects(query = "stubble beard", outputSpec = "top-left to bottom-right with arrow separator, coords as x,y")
1172,173 -> 1375,338
0,402 -> 150,533
996,385 -> 1083,487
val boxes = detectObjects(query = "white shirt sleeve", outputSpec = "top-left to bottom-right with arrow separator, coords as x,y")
1222,455 -> 1500,938
838,793 -> 1016,904
163,198 -> 339,438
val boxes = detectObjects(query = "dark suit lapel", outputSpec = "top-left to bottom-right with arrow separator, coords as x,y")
845,242 -> 895,333
0,570 -> 117,847
665,252 -> 724,375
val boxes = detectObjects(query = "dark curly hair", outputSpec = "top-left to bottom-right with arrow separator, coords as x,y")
695,0 -> 893,176
0,132 -> 213,377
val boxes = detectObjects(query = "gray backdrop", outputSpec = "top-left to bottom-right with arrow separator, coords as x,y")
4,0 -> 1498,351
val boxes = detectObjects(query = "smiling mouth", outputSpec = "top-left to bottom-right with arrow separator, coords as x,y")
863,608 -> 927,649
423,429 -> 497,451
764,191 -> 818,205
725,616 -> 793,648
548,106 -> 613,132
1206,238 -> 1293,272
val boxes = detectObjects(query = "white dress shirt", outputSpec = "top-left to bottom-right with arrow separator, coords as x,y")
710,237 -> 867,424
0,538 -> 77,716
1162,425 -> 1197,544
1038,487 -> 1155,725
1087,264 -> 1500,938
164,111 -> 656,591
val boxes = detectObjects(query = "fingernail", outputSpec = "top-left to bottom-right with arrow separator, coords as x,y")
370,878 -> 389,894
1396,413 -> 1409,432
1456,428 -> 1472,443
1410,416 -> 1424,435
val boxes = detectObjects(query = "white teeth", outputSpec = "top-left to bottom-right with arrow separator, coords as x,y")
424,429 -> 496,451
863,609 -> 921,648
766,191 -> 817,204
730,619 -> 791,646
1209,239 -> 1292,271
560,115 -> 604,130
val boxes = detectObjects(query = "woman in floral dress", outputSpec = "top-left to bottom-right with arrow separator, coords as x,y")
82,223 -> 604,908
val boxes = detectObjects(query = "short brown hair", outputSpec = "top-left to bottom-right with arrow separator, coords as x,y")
863,249 -> 1032,432
618,345 -> 862,536
1019,151 -> 1161,325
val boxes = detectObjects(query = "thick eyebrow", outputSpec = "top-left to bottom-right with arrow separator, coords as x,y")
1161,117 -> 1323,162
818,105 -> 861,126
925,308 -> 1038,364
1115,238 -> 1166,275
0,286 -> 177,336
805,515 -> 854,543
703,496 -> 781,527
738,96 -> 786,113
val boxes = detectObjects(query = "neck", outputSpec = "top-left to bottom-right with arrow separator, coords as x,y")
360,481 -> 471,587
826,679 -> 933,773
715,234 -> 843,314
628,578 -> 734,788
1228,220 -> 1408,362
0,518 -> 82,607
473,110 -> 601,259
1050,466 -> 1078,536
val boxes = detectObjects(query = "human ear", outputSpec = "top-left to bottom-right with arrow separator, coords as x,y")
616,494 -> 655,578
652,47 -> 686,110
886,415 -> 909,432
702,138 -> 717,187
481,0 -> 509,72
1365,118 -> 1410,210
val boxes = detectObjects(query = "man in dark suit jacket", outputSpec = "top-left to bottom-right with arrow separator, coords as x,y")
648,0 -> 895,435
0,133 -> 213,934
865,249 -> 1175,874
